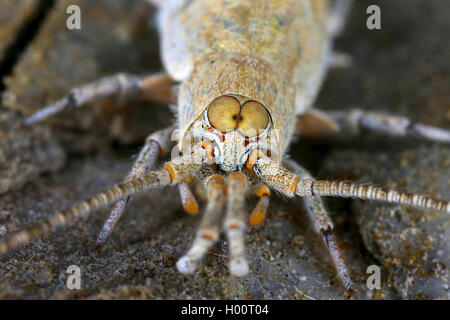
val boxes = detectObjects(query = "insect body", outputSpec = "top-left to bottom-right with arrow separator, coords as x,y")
1,0 -> 449,297
165,0 -> 329,161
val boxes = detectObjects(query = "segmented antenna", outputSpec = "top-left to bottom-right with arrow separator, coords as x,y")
309,181 -> 449,213
253,155 -> 449,213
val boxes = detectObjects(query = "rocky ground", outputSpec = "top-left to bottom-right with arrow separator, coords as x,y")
0,0 -> 448,299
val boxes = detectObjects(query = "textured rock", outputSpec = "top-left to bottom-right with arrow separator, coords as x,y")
322,146 -> 449,300
0,108 -> 65,194
318,0 -> 450,299
4,0 -> 169,150
1,0 -> 170,194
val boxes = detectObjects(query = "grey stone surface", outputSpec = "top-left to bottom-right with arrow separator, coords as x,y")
0,0 -> 448,299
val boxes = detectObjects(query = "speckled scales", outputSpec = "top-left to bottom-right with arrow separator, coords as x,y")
158,0 -> 330,153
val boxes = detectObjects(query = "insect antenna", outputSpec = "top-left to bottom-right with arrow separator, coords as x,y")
251,154 -> 449,213
0,145 -> 208,256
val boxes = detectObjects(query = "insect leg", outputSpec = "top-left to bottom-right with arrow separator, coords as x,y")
176,168 -> 226,274
301,108 -> 450,143
0,144 -> 207,256
178,179 -> 200,214
225,172 -> 249,276
96,125 -> 176,248
250,153 -> 449,213
20,72 -> 175,126
283,159 -> 353,294
249,184 -> 271,226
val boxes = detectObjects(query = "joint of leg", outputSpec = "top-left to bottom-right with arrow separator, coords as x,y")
162,165 -> 176,183
115,73 -> 139,98
295,179 -> 314,197
199,228 -> 219,242
320,227 -> 335,248
225,218 -> 245,231
228,171 -> 248,189
241,168 -> 259,186
200,141 -> 215,162
249,195 -> 270,226
205,174 -> 226,189
66,92 -> 78,108
347,109 -> 364,134
253,184 -> 271,197
146,127 -> 174,155
245,149 -> 266,171
184,176 -> 195,183
145,138 -> 163,156
178,182 -> 199,214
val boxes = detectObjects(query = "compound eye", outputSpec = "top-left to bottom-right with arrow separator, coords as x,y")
237,100 -> 270,137
207,95 -> 241,133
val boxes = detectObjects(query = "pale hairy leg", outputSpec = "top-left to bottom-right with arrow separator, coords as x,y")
176,167 -> 226,274
224,172 -> 249,276
96,125 -> 175,248
297,108 -> 450,143
328,109 -> 450,143
249,184 -> 271,226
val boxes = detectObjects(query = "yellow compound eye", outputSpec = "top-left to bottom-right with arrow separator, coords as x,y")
237,100 -> 270,137
207,95 -> 241,133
